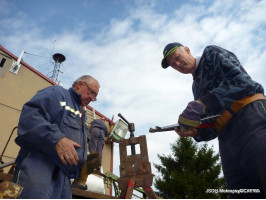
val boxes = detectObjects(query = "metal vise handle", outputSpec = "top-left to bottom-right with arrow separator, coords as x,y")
118,113 -> 136,155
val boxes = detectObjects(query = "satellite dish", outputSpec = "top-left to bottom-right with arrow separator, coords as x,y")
53,53 -> 65,63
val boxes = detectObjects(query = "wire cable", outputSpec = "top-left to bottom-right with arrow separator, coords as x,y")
24,51 -> 50,58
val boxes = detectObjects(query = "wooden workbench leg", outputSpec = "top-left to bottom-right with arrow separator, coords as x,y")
144,186 -> 157,199
119,189 -> 127,199
124,177 -> 135,199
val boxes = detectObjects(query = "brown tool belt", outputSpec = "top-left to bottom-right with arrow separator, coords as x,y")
215,93 -> 266,132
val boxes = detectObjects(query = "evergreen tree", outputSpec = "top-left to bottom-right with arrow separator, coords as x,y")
154,137 -> 228,199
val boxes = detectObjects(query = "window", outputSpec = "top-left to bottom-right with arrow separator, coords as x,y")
0,53 -> 12,77
0,58 -> 6,67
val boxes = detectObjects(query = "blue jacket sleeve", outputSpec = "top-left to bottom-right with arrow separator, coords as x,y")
16,86 -> 65,156
194,127 -> 217,142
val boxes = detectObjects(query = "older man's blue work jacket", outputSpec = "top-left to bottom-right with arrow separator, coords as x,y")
13,86 -> 89,198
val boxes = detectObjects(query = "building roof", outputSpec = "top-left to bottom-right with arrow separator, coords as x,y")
0,45 -> 56,85
0,45 -> 114,125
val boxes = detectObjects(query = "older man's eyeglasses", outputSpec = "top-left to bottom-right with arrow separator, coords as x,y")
83,82 -> 97,101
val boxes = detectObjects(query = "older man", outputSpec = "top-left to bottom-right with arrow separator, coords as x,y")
13,75 -> 100,198
161,43 -> 266,198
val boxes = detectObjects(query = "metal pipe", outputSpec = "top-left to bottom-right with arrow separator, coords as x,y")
0,126 -> 17,164
149,114 -> 220,133
0,160 -> 15,169
118,113 -> 129,125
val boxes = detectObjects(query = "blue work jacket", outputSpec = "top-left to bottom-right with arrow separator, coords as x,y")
15,86 -> 89,178
192,46 -> 264,142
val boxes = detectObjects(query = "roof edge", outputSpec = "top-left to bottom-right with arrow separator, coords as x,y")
0,45 -> 115,124
0,45 -> 57,85
86,105 -> 115,125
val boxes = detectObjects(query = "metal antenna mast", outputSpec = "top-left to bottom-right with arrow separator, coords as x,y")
51,53 -> 65,84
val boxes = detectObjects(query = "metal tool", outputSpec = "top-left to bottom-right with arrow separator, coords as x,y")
149,114 -> 220,133
118,113 -> 136,155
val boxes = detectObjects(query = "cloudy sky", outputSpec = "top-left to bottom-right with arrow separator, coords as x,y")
1,0 -> 266,190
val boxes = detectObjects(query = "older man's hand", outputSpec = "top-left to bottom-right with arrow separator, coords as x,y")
174,127 -> 197,138
55,137 -> 81,166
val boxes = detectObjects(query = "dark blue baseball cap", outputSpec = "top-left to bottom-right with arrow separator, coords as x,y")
161,42 -> 183,69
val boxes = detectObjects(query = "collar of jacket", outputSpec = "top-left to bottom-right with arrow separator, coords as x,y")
69,87 -> 82,105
